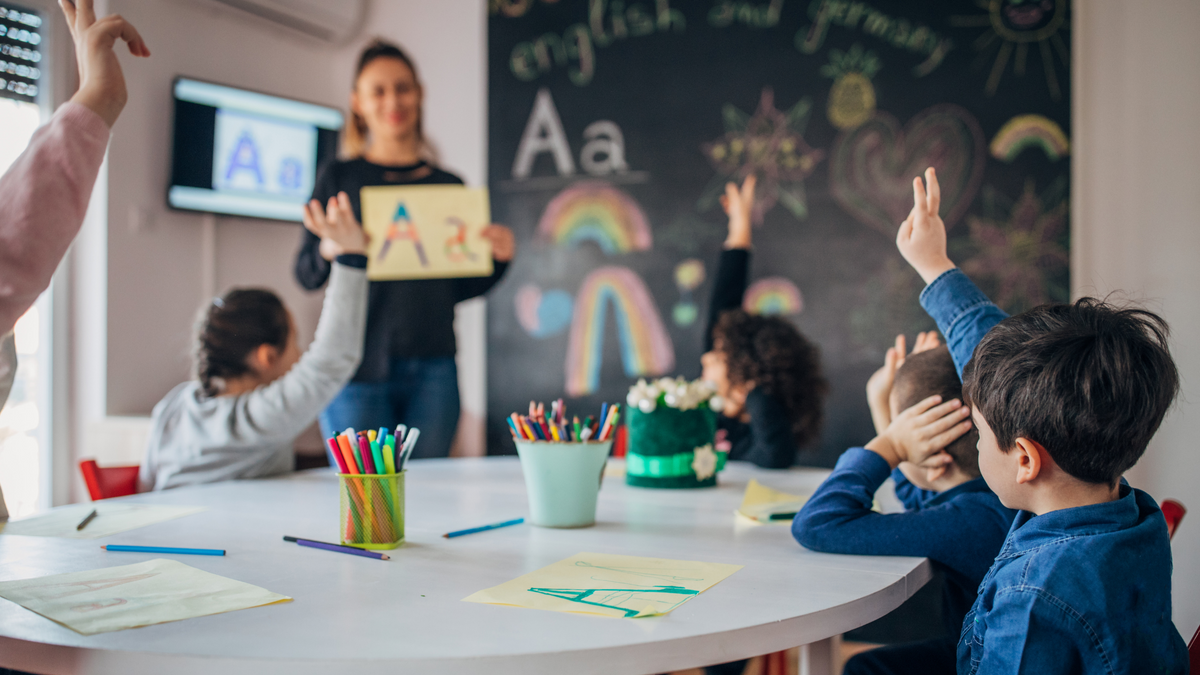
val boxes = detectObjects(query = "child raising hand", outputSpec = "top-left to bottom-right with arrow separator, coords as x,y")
700,175 -> 828,468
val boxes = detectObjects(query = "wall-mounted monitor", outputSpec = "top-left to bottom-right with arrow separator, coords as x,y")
168,78 -> 343,222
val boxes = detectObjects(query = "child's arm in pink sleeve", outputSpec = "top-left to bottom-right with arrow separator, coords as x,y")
0,102 -> 110,333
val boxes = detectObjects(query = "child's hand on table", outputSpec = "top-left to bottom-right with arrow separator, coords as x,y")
865,394 -> 971,469
303,191 -> 369,260
481,224 -> 516,262
720,175 -> 756,249
865,331 -> 942,434
896,167 -> 957,285
61,0 -> 151,128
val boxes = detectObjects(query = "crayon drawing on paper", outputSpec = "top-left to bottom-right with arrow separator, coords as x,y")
361,185 -> 493,281
464,552 -> 742,618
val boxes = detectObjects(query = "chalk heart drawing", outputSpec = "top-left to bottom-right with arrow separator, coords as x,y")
515,284 -> 574,339
830,104 -> 986,238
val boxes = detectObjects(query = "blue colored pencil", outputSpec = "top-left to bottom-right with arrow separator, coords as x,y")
443,517 -> 525,539
103,544 -> 225,556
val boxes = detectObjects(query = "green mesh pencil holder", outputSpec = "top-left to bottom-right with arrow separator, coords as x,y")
625,405 -> 727,489
339,472 -> 405,550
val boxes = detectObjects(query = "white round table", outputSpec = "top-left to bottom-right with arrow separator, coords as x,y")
0,457 -> 930,675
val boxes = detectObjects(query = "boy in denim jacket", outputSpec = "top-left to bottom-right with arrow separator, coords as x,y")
894,168 -> 1189,674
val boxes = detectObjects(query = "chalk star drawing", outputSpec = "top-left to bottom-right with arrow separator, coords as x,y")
700,88 -> 825,224
950,0 -> 1070,101
960,178 -> 1068,313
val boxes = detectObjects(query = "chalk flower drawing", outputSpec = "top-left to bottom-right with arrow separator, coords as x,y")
960,179 -> 1068,313
692,444 -> 718,481
700,88 -> 825,224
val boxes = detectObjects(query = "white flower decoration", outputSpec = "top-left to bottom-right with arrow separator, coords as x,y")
692,443 -> 718,481
627,376 -> 719,412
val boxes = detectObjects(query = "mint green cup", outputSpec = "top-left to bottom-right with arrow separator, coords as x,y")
515,440 -> 613,528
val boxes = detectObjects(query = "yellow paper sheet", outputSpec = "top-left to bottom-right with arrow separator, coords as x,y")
0,503 -> 205,540
361,185 -> 493,280
735,479 -> 811,524
0,558 -> 291,635
463,552 -> 742,618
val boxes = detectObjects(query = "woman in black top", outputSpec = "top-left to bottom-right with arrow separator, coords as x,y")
700,176 -> 827,468
295,40 -> 514,459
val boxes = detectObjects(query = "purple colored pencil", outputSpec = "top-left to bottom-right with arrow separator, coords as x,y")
284,535 -> 389,560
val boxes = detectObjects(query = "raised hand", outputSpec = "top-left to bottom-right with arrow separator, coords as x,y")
303,192 -> 368,260
61,0 -> 150,127
480,224 -> 516,262
866,334 -> 906,435
865,331 -> 943,434
896,167 -> 956,285
720,174 -> 756,249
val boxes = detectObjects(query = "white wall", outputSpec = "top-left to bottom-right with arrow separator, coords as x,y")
86,0 -> 489,484
57,0 -> 1199,638
1074,0 -> 1200,638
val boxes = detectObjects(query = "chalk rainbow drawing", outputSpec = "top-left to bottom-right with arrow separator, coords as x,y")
515,284 -> 573,339
743,277 -> 804,316
537,181 -> 652,254
565,266 -> 675,396
990,114 -> 1069,162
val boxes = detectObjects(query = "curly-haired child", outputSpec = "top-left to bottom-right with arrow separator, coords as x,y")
701,176 -> 828,468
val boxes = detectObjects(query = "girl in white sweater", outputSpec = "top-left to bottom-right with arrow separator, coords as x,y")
140,194 -> 369,490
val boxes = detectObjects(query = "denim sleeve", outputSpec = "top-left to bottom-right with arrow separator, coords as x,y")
918,268 -> 1009,378
793,448 -> 1000,581
968,588 -> 1084,675
891,467 -> 938,510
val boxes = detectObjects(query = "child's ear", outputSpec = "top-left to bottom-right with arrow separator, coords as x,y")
247,344 -> 280,374
1012,437 -> 1048,485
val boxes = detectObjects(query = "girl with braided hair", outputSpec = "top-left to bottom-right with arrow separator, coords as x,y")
140,195 -> 368,490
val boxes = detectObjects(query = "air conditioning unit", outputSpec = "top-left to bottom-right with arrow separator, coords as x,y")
208,0 -> 369,45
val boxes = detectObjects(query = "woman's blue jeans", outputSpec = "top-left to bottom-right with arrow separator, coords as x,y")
319,356 -> 460,463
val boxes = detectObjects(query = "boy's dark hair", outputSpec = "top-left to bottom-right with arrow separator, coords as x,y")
712,310 -> 827,450
893,345 -> 980,478
194,289 -> 290,397
962,298 -> 1179,485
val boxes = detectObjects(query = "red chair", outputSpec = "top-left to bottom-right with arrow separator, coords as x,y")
1162,499 -> 1186,540
1189,623 -> 1199,675
79,459 -> 139,500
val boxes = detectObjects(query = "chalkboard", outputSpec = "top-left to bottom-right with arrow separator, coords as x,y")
486,0 -> 1071,465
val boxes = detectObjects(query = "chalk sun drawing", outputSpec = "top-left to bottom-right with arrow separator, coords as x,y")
960,178 -> 1068,313
990,114 -> 1069,162
829,104 -> 986,238
537,181 -> 652,254
515,284 -> 574,339
700,88 -> 825,224
743,277 -> 804,316
565,266 -> 674,397
950,0 -> 1070,101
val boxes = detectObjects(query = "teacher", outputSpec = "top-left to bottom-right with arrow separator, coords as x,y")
295,39 -> 515,459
